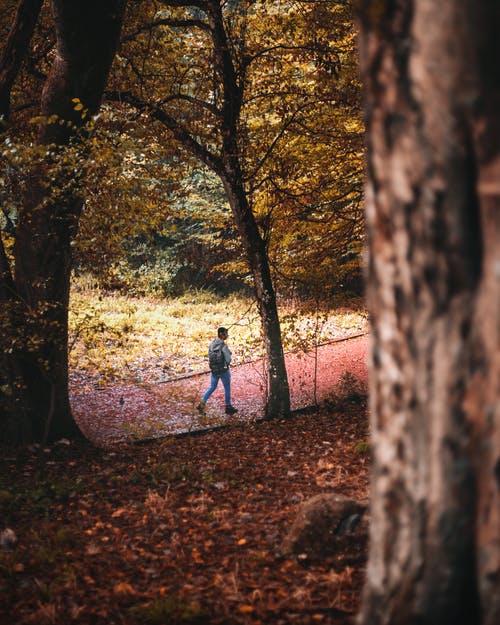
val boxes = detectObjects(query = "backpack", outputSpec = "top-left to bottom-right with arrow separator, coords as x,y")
208,340 -> 226,374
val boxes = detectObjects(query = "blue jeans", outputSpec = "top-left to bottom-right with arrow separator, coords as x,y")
202,369 -> 231,405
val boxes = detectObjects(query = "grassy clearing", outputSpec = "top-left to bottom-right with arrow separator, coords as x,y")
69,284 -> 367,384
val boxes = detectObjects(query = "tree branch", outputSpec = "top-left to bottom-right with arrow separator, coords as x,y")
106,90 -> 225,175
244,102 -> 316,182
152,106 -> 224,174
121,17 -> 210,42
241,44 -> 320,70
157,0 -> 209,11
0,0 -> 44,124
158,93 -> 221,119
205,1 -> 243,131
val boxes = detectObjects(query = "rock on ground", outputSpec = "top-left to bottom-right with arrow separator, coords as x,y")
282,492 -> 367,557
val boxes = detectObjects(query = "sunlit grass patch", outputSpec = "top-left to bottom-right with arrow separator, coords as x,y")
69,285 -> 367,384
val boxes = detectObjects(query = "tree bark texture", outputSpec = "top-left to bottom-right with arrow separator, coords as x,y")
1,0 -> 126,443
356,1 -> 500,624
0,0 -> 44,123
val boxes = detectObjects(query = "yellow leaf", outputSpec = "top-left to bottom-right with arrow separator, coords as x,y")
238,605 -> 254,614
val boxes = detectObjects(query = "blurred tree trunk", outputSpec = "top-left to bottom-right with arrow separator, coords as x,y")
0,0 -> 126,444
356,1 -> 500,624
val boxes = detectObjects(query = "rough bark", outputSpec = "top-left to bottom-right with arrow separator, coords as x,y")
1,0 -> 126,444
0,0 -> 44,123
356,1 -> 500,624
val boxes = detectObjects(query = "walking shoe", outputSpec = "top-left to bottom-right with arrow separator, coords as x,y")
197,401 -> 206,414
225,405 -> 238,415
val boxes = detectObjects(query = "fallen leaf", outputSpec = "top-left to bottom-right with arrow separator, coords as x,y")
113,582 -> 136,596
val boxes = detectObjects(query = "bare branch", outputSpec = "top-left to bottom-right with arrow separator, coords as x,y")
157,0 -> 209,11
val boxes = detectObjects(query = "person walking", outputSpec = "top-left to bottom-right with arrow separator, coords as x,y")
197,327 -> 238,415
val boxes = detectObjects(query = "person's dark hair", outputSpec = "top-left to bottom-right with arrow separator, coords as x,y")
217,327 -> 228,338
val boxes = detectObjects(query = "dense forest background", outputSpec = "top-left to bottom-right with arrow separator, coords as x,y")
1,0 -> 364,299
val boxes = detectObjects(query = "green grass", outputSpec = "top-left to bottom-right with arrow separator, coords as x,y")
69,284 -> 367,384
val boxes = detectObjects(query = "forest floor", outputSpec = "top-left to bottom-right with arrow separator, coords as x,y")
0,402 -> 369,625
1,333 -> 370,625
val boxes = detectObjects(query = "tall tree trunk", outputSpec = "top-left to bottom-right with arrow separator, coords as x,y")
222,171 -> 291,419
1,0 -> 126,444
356,1 -> 499,624
208,0 -> 291,419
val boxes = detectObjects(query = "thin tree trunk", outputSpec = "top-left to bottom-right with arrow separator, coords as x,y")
356,1 -> 500,624
1,0 -> 126,444
207,0 -> 291,418
222,172 -> 291,418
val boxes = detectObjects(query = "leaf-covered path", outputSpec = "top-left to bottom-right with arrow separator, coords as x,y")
72,334 -> 368,446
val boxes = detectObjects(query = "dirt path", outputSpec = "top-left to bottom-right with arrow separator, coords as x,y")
72,334 -> 368,445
